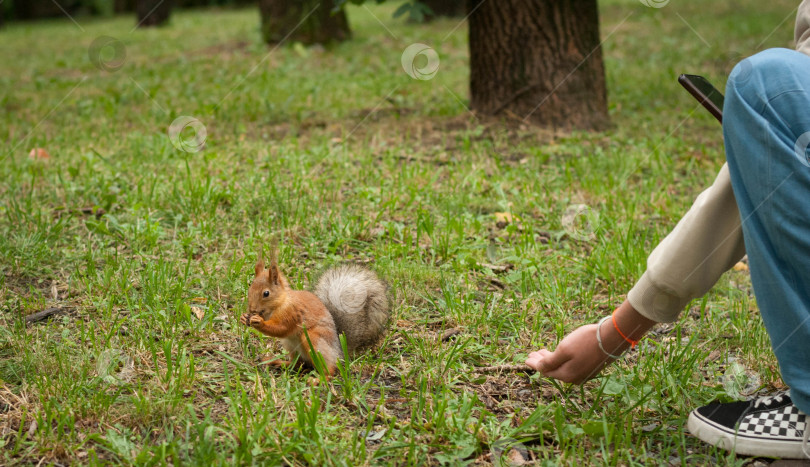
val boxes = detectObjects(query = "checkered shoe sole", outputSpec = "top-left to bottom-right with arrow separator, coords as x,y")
687,393 -> 810,459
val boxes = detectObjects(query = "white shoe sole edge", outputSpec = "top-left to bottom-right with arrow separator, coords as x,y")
687,411 -> 809,459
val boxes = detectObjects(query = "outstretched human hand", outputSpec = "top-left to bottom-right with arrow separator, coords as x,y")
525,323 -> 618,384
525,301 -> 657,384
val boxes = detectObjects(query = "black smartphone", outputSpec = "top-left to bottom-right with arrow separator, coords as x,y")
678,74 -> 724,123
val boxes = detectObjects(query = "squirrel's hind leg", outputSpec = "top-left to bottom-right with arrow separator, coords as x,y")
259,356 -> 292,367
296,334 -> 340,377
259,355 -> 311,372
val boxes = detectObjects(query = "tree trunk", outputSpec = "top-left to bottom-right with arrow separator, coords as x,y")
422,0 -> 465,20
115,0 -> 137,13
259,0 -> 350,46
468,0 -> 609,131
136,0 -> 172,27
13,1 -> 79,20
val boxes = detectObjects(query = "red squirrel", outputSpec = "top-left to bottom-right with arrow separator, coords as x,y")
242,259 -> 390,376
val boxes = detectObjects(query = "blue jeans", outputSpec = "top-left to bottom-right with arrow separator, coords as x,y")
724,48 -> 810,414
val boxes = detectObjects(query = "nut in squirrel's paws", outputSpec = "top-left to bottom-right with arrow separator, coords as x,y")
249,315 -> 263,327
240,313 -> 262,327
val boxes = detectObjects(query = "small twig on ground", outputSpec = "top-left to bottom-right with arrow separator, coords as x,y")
475,364 -> 532,373
25,307 -> 72,325
440,328 -> 462,342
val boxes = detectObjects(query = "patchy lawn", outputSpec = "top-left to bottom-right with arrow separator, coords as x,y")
0,0 -> 797,464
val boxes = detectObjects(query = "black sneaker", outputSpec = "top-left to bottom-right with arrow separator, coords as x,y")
687,391 -> 810,459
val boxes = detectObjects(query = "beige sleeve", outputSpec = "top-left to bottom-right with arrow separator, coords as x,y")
796,0 -> 810,56
627,164 -> 746,323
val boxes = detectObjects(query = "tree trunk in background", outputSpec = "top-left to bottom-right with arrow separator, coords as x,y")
468,0 -> 609,131
259,0 -> 350,45
13,1 -> 78,20
422,0 -> 465,20
115,0 -> 137,13
136,0 -> 172,27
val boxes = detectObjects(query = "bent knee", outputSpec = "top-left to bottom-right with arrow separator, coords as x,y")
724,48 -> 810,123
728,48 -> 810,94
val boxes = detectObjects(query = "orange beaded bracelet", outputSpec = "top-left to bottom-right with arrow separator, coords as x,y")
612,310 -> 639,348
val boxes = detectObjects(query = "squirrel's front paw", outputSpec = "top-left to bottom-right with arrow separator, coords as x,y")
240,313 -> 251,326
248,314 -> 263,327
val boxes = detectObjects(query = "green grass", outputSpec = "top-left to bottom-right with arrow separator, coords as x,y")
0,0 -> 798,464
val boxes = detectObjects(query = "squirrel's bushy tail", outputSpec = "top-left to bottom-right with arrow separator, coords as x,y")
314,264 -> 390,351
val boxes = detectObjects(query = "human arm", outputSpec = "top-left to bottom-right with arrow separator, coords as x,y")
525,300 -> 656,383
527,165 -> 744,382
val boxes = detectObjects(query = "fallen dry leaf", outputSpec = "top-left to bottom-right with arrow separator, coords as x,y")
506,448 -> 528,465
494,212 -> 516,224
191,306 -> 205,320
733,262 -> 749,272
27,420 -> 37,438
28,148 -> 50,160
494,212 -> 523,230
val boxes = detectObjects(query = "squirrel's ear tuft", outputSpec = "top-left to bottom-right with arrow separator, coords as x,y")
268,259 -> 280,285
254,260 -> 265,277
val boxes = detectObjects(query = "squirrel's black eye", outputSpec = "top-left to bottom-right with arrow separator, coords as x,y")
262,290 -> 270,298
